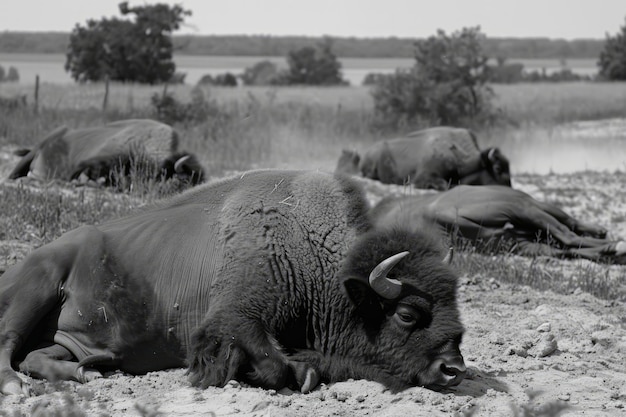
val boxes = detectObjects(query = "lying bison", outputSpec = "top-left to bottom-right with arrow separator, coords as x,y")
8,119 -> 204,187
0,170 -> 465,396
370,185 -> 626,264
335,126 -> 511,190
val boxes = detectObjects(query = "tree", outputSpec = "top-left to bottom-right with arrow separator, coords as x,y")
6,66 -> 20,82
280,38 -> 347,85
598,18 -> 626,80
240,60 -> 280,85
65,2 -> 191,84
371,27 -> 496,128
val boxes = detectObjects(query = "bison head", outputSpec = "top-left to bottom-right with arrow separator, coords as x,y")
334,149 -> 361,176
481,147 -> 511,187
159,152 -> 205,185
337,227 -> 466,391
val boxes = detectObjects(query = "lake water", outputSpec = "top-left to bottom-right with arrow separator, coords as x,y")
0,53 -> 598,86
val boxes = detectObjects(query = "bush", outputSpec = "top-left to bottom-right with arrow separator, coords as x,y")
487,63 -> 525,84
370,27 -> 495,128
280,38 -> 348,85
151,88 -> 222,125
371,27 -> 496,128
213,73 -> 238,86
598,17 -> 626,80
371,69 -> 496,129
0,65 -> 19,83
523,68 -> 590,82
362,72 -> 387,86
197,72 -> 238,87
240,60 -> 280,86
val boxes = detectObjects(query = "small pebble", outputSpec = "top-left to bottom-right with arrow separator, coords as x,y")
530,334 -> 558,357
536,322 -> 551,333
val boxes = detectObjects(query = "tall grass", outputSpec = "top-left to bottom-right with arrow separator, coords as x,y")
491,82 -> 626,125
1,81 -> 625,300
3,81 -> 626,174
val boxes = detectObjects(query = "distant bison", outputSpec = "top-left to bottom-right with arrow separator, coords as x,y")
370,185 -> 626,264
8,119 -> 204,187
0,170 -> 465,396
335,126 -> 511,190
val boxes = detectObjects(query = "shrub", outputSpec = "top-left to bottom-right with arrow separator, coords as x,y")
240,60 -> 280,86
361,72 -> 387,86
598,17 -> 626,80
0,65 -> 17,82
197,74 -> 215,85
370,27 -> 496,129
487,62 -> 525,84
213,73 -> 238,87
151,88 -> 221,125
280,38 -> 348,86
197,72 -> 238,87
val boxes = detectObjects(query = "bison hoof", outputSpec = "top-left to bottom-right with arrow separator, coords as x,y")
188,333 -> 247,389
288,361 -> 321,394
1,379 -> 30,396
76,366 -> 103,383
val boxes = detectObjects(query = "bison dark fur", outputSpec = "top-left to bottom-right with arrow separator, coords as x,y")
335,126 -> 511,190
8,119 -> 205,188
70,151 -> 204,187
0,170 -> 464,396
370,185 -> 626,264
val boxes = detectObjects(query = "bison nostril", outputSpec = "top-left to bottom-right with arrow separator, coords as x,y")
440,363 -> 458,376
440,362 -> 466,379
432,355 -> 466,387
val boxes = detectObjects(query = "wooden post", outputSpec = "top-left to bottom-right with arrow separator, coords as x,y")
103,76 -> 110,112
34,75 -> 40,114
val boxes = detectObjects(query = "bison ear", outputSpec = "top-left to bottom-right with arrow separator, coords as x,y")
343,278 -> 383,320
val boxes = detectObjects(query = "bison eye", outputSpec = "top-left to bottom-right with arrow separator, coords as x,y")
393,304 -> 420,328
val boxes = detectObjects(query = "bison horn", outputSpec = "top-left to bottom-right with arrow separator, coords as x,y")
368,251 -> 409,299
487,148 -> 497,161
174,154 -> 191,173
443,247 -> 454,264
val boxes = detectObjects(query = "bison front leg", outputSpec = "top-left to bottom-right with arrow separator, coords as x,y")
0,334 -> 30,396
187,311 -> 290,390
0,252 -> 68,395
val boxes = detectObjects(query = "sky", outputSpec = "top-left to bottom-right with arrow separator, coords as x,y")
2,0 -> 625,39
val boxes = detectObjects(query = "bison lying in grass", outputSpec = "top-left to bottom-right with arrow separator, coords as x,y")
370,185 -> 626,264
8,119 -> 204,188
0,170 -> 465,396
335,126 -> 511,190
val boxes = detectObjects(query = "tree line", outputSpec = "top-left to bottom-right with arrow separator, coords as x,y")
0,31 -> 606,60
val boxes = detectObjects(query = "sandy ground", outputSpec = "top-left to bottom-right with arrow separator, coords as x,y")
1,146 -> 626,416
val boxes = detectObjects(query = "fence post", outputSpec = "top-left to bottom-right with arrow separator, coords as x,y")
103,76 -> 110,112
34,75 -> 40,114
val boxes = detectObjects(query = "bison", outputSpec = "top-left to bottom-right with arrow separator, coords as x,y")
370,185 -> 626,264
335,126 -> 511,190
0,170 -> 465,396
8,119 -> 204,187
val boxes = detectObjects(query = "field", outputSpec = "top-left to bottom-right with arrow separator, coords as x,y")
0,81 -> 626,416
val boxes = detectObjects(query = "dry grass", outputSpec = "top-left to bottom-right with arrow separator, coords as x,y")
1,81 -> 626,302
491,82 -> 626,125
